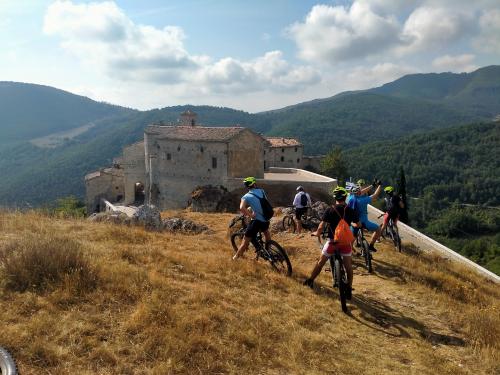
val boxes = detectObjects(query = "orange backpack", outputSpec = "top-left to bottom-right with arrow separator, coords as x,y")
333,206 -> 355,246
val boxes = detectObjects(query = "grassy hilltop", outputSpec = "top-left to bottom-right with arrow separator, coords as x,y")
0,210 -> 499,374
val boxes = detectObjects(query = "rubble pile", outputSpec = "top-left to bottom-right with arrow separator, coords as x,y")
133,205 -> 162,230
162,218 -> 209,234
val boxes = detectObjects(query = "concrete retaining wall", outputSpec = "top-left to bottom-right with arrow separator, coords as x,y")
367,205 -> 500,284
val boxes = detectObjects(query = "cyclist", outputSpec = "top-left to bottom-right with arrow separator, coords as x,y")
233,177 -> 272,260
347,180 -> 382,252
292,186 -> 312,234
380,186 -> 404,235
304,186 -> 361,298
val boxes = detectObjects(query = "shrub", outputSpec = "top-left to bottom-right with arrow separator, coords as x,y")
0,234 -> 98,293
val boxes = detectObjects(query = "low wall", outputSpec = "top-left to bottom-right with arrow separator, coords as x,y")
226,168 -> 336,208
367,205 -> 500,283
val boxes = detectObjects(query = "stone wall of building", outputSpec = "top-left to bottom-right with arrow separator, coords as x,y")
85,169 -> 124,214
228,129 -> 265,178
265,145 -> 303,169
122,141 -> 146,205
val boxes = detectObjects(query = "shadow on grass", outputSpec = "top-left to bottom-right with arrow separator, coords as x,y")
347,294 -> 465,346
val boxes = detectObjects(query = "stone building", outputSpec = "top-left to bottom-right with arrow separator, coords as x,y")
145,124 -> 264,209
85,110 -> 334,213
84,166 -> 124,213
264,137 -> 303,169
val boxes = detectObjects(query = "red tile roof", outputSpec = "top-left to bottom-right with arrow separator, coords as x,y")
265,137 -> 302,147
145,125 -> 248,142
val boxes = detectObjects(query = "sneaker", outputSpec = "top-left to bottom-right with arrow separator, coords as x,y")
369,244 -> 378,253
303,278 -> 314,289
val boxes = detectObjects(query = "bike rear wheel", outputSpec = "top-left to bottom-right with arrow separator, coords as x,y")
333,257 -> 348,313
265,241 -> 292,276
361,238 -> 372,273
282,215 -> 296,233
393,226 -> 402,252
0,347 -> 17,375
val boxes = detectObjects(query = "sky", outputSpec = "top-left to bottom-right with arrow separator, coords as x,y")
1,0 -> 499,112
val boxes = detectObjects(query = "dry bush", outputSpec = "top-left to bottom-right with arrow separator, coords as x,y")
0,234 -> 98,293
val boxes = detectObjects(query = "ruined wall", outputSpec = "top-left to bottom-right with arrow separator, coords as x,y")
227,129 -> 264,178
122,141 -> 146,205
265,145 -> 304,169
85,169 -> 124,214
301,155 -> 324,172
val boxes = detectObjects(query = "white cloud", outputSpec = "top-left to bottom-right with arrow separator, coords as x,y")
288,2 -> 403,63
402,6 -> 474,52
432,54 -> 477,73
345,63 -> 417,89
43,1 -> 318,95
475,9 -> 500,53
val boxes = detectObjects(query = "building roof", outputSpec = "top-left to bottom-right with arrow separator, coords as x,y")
266,137 -> 302,147
85,167 -> 123,181
145,125 -> 248,142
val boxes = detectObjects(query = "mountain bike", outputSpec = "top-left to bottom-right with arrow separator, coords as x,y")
314,227 -> 349,313
229,215 -> 292,276
0,346 -> 17,375
282,206 -> 318,233
379,214 -> 402,252
355,225 -> 372,273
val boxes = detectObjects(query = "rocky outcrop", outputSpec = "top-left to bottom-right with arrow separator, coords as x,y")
133,204 -> 162,230
162,218 -> 209,234
190,185 -> 239,212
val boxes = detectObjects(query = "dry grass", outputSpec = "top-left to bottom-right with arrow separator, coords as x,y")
0,209 -> 498,374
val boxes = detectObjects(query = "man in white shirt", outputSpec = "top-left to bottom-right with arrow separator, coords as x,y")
292,186 -> 312,234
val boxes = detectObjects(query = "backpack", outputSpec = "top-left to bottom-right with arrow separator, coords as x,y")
300,192 -> 308,207
249,190 -> 274,221
332,206 -> 355,246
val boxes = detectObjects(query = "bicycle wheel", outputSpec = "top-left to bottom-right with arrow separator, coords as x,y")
265,241 -> 292,276
0,347 -> 17,375
230,232 -> 244,253
282,215 -> 296,233
393,226 -> 402,252
361,238 -> 372,273
334,257 -> 348,313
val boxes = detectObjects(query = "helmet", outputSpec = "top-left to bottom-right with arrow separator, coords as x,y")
332,186 -> 348,200
351,185 -> 361,194
296,186 -> 304,192
384,186 -> 394,194
243,176 -> 257,187
357,179 -> 366,186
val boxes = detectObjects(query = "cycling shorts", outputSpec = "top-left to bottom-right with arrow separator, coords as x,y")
351,219 -> 379,235
295,207 -> 307,220
245,219 -> 270,239
383,213 -> 399,226
322,240 -> 352,257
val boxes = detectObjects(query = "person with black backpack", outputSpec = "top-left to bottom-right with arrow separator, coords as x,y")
292,186 -> 312,234
233,176 -> 274,260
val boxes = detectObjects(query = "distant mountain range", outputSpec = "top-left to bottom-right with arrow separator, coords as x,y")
0,65 -> 499,206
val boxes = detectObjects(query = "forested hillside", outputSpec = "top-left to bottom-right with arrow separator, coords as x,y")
0,82 -> 132,142
0,66 -> 499,206
344,121 -> 500,274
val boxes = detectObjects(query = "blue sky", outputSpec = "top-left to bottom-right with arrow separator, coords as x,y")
1,0 -> 499,112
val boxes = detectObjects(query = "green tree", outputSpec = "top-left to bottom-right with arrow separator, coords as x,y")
397,167 -> 409,224
321,147 -> 348,185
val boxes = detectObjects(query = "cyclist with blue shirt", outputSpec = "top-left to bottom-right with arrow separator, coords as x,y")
347,180 -> 382,252
233,177 -> 272,260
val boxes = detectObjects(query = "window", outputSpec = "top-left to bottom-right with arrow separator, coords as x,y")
212,157 -> 217,169
167,153 -> 171,160
297,158 -> 300,163
200,146 -> 204,153
177,146 -> 181,151
282,148 -> 285,153
295,147 -> 298,152
280,156 -> 284,162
